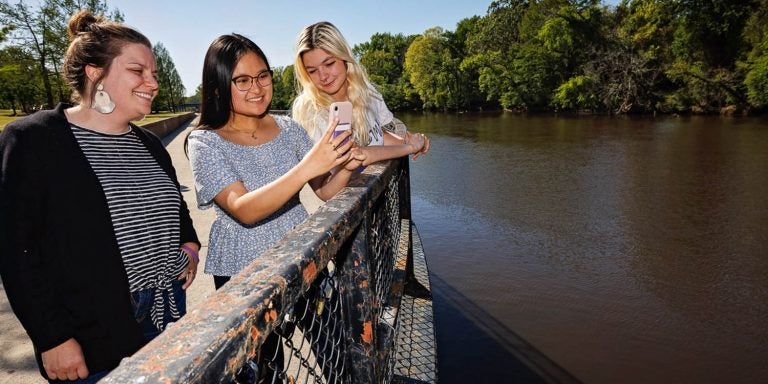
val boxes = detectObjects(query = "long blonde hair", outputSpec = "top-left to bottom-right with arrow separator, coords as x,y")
292,21 -> 378,145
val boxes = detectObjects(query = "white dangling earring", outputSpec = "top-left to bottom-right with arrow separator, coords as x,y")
92,83 -> 115,114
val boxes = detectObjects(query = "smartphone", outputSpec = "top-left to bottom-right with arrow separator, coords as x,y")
330,101 -> 352,146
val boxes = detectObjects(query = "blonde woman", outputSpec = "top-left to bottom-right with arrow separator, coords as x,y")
291,21 -> 430,164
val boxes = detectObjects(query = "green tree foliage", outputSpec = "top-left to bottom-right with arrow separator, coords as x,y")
742,0 -> 768,109
405,26 -> 475,110
674,0 -> 758,69
0,0 -> 118,109
553,75 -> 598,111
582,0 -> 675,114
354,32 -> 414,84
466,0 -> 528,55
462,0 -> 608,111
271,65 -> 295,110
745,47 -> 768,108
152,43 -> 185,112
664,0 -> 760,112
447,17 -> 487,110
405,27 -> 455,109
462,1 -> 528,109
354,32 -> 421,110
1,0 -> 60,108
0,45 -> 41,113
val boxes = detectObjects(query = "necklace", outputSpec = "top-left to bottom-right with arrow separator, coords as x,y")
227,124 -> 258,140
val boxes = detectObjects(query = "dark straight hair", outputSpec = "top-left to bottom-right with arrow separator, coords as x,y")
198,33 -> 271,130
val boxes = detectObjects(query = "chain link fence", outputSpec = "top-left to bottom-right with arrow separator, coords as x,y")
103,157 -> 435,384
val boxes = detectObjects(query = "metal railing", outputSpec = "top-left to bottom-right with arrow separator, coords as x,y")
103,156 -> 418,383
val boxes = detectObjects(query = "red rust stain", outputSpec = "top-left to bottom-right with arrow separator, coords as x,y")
359,279 -> 368,289
303,261 -> 317,283
144,360 -> 165,371
262,308 -> 277,324
244,307 -> 258,316
250,326 -> 260,341
227,355 -> 240,371
361,321 -> 373,344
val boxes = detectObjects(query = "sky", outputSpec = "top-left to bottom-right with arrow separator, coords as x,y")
104,0 -> 620,96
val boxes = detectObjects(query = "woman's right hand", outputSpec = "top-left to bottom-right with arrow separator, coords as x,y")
41,338 -> 89,381
304,117 -> 353,177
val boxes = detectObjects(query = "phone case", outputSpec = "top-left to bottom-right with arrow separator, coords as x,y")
330,101 -> 352,144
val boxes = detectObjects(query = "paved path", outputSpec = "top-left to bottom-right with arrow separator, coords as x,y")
0,118 -> 220,383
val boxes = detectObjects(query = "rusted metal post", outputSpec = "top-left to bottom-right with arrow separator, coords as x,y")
339,221 -> 378,382
397,159 -> 429,300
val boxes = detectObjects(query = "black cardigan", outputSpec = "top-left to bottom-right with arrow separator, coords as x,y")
0,104 -> 199,377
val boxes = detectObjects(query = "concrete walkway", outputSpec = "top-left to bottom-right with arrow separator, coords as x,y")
0,117 -> 218,383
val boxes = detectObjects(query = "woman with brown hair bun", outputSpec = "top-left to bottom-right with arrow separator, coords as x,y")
0,10 -> 199,383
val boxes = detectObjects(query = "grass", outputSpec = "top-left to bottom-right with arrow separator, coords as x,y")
0,109 -> 190,131
132,112 -> 185,126
0,111 -> 23,131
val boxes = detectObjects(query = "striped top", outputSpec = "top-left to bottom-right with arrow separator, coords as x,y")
71,124 -> 188,330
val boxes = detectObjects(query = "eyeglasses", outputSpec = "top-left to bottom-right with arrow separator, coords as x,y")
232,70 -> 273,91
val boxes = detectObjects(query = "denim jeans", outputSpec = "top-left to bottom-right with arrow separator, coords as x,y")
131,280 -> 187,342
50,281 -> 186,383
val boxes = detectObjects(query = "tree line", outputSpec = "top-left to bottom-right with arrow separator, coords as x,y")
0,0 -> 185,115
5,1 -> 768,116
271,0 -> 767,115
389,0 -> 768,115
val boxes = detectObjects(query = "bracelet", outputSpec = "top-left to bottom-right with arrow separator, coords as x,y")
180,244 -> 199,263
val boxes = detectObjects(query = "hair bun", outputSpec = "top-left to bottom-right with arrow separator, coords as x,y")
67,10 -> 103,39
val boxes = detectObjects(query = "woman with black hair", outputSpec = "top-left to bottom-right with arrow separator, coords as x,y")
187,33 -> 363,290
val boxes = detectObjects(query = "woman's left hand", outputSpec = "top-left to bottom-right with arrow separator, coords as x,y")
178,243 -> 199,289
405,131 -> 430,160
343,147 -> 367,171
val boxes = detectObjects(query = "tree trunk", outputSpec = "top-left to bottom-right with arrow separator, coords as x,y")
52,59 -> 67,103
38,55 -> 54,109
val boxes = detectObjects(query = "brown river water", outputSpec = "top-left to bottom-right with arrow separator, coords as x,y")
400,112 -> 768,384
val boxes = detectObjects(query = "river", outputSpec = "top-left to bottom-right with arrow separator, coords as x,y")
399,112 -> 768,384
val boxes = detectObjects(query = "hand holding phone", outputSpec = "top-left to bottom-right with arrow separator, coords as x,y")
330,101 -> 352,146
